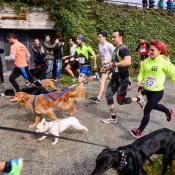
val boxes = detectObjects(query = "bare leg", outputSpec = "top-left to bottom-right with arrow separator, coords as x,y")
97,73 -> 108,100
65,64 -> 75,77
0,161 -> 6,172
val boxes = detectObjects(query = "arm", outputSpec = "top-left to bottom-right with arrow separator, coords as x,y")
43,42 -> 57,49
114,56 -> 131,67
164,61 -> 175,83
87,46 -> 95,57
26,49 -> 31,62
5,46 -> 16,60
137,63 -> 145,85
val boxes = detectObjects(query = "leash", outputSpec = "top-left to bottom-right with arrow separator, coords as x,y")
117,84 -> 139,96
0,126 -> 108,148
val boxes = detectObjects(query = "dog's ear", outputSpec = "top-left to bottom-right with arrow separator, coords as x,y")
22,95 -> 29,101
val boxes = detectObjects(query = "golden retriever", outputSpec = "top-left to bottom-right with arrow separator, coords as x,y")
10,85 -> 85,129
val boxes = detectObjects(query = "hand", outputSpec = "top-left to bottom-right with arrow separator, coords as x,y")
64,59 -> 69,64
70,57 -> 74,61
55,39 -> 59,43
137,81 -> 142,87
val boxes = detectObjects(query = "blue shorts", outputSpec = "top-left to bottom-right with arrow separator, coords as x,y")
80,66 -> 91,76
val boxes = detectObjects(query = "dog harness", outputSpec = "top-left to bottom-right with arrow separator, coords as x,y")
44,87 -> 69,102
31,95 -> 37,112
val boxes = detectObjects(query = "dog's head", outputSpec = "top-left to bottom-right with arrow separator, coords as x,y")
10,92 -> 29,102
0,89 -> 15,97
91,148 -> 121,175
35,118 -> 49,133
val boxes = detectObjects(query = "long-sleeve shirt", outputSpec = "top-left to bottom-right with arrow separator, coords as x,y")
138,55 -> 175,91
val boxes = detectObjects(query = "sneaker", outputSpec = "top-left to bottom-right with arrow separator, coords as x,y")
89,97 -> 100,104
130,129 -> 142,139
4,158 -> 23,175
137,95 -> 146,108
166,107 -> 175,122
102,115 -> 118,124
71,77 -> 77,83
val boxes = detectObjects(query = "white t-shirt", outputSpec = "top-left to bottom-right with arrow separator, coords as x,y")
99,42 -> 115,64
70,44 -> 77,56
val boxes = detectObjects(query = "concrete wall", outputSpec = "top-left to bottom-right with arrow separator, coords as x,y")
0,6 -> 55,29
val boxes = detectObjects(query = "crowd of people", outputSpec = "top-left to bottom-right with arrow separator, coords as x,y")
0,29 -> 175,174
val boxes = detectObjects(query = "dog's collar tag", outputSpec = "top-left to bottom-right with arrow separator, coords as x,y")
119,150 -> 128,169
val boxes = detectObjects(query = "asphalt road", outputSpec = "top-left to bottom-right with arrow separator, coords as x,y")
0,76 -> 174,175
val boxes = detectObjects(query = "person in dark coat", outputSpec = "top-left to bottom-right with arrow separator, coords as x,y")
0,48 -> 4,83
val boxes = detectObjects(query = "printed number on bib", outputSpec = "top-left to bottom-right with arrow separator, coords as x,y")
145,77 -> 156,88
78,57 -> 85,64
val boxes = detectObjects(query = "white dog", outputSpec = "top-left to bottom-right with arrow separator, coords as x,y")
36,117 -> 88,145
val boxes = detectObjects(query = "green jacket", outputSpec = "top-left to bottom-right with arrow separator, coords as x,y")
138,55 -> 175,91
74,44 -> 95,66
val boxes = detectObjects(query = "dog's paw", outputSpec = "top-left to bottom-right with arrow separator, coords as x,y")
52,141 -> 58,145
29,124 -> 36,129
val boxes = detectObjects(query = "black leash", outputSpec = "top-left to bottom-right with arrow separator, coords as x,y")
0,126 -> 108,148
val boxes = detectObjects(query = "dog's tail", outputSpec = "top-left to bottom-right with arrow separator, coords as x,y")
67,85 -> 86,102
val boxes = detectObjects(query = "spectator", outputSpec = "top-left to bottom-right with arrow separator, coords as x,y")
158,0 -> 164,9
0,48 -> 4,83
135,36 -> 150,64
63,37 -> 79,82
43,34 -> 59,79
167,0 -> 173,9
149,0 -> 155,8
32,38 -> 45,67
52,37 -> 64,80
142,0 -> 148,8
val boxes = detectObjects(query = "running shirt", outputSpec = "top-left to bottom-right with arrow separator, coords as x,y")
70,44 -> 77,56
138,55 -> 175,91
136,42 -> 150,56
74,44 -> 95,66
112,44 -> 130,78
99,42 -> 114,64
10,40 -> 29,67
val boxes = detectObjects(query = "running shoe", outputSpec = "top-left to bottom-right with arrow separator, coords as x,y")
102,115 -> 118,124
166,107 -> 175,122
130,129 -> 142,139
89,97 -> 100,104
137,95 -> 146,108
4,158 -> 23,175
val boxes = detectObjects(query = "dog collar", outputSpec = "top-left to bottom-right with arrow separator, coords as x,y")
118,150 -> 128,170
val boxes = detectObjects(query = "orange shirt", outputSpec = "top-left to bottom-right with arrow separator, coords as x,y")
10,40 -> 29,67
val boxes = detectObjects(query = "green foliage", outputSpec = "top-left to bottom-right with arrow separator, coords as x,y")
144,156 -> 175,175
2,0 -> 175,69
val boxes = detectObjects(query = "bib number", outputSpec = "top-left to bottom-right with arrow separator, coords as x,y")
140,48 -> 146,53
145,77 -> 156,88
78,57 -> 85,64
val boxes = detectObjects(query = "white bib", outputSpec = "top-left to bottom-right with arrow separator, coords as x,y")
145,77 -> 156,88
78,57 -> 85,64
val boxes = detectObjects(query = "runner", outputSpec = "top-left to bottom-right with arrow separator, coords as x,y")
90,31 -> 114,104
5,33 -> 41,91
103,29 -> 133,124
130,39 -> 175,138
63,37 -> 79,82
74,34 -> 95,85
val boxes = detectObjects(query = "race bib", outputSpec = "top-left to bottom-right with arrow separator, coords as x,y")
145,77 -> 156,88
140,48 -> 146,53
78,57 -> 85,64
113,66 -> 118,73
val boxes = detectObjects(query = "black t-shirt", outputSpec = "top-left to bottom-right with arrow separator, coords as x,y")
112,44 -> 130,79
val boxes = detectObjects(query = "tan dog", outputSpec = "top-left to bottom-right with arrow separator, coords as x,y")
10,85 -> 85,129
41,79 -> 58,90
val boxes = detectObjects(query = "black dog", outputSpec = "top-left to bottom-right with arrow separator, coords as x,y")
91,128 -> 175,175
30,64 -> 47,80
0,86 -> 51,97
